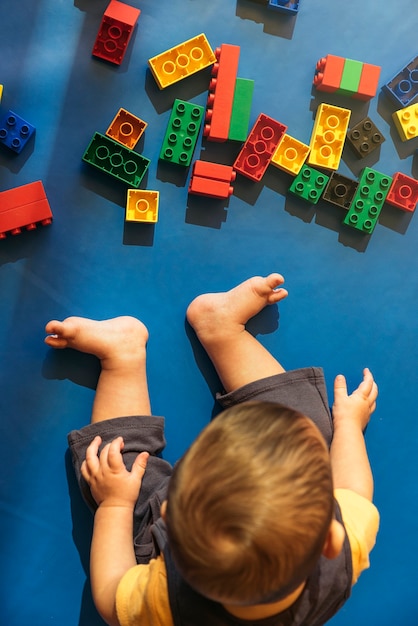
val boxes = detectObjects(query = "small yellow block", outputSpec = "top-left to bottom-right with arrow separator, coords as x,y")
126,190 -> 159,223
392,103 -> 418,141
0,85 -> 3,102
271,134 -> 310,175
308,103 -> 351,170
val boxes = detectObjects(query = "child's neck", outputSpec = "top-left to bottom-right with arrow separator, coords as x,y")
223,582 -> 305,620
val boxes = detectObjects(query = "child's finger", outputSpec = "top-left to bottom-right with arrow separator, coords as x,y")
85,435 -> 102,471
106,437 -> 125,470
132,451 -> 149,479
334,374 -> 348,397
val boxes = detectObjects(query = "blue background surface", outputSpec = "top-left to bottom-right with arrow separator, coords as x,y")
1,1 -> 418,624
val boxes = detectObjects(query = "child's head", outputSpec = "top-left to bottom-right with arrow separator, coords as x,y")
165,401 -> 334,606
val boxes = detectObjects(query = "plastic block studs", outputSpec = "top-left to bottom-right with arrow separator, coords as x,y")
92,0 -> 141,65
126,190 -> 159,222
385,172 -> 418,212
233,113 -> 287,182
288,165 -> 329,204
148,34 -> 216,89
228,78 -> 254,142
382,55 -> 418,108
346,117 -> 385,158
322,172 -> 358,209
106,108 -> 147,149
314,55 -> 380,100
308,103 -> 350,171
0,110 -> 35,153
392,103 -> 418,141
0,181 -> 53,239
189,160 -> 236,199
83,132 -> 150,187
271,134 -> 310,175
268,0 -> 300,14
160,99 -> 204,166
343,168 -> 392,234
204,44 -> 240,142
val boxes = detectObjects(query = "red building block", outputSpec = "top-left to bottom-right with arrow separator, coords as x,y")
353,63 -> 381,101
385,172 -> 418,212
204,44 -> 240,142
233,113 -> 287,182
0,181 -> 53,238
189,160 -> 236,198
313,55 -> 346,93
92,0 -> 141,65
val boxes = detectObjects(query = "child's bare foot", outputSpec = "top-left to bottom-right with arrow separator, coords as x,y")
44,316 -> 148,370
186,273 -> 288,344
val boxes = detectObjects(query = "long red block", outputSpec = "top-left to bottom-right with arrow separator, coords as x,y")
313,55 -> 345,93
353,63 -> 381,101
192,160 -> 236,183
385,172 -> 418,212
189,160 -> 236,198
92,0 -> 141,65
0,181 -> 53,238
204,44 -> 240,142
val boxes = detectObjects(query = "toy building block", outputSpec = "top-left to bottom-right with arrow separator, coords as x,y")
204,44 -> 240,142
338,58 -> 363,96
308,103 -> 350,171
288,165 -> 329,204
106,108 -> 147,149
0,181 -> 52,239
385,172 -> 418,212
314,55 -> 380,100
346,117 -> 385,159
0,110 -> 35,154
322,172 -> 358,209
0,85 -> 3,102
268,0 -> 300,14
83,132 -> 150,187
313,55 -> 346,93
354,63 -> 382,101
148,34 -> 216,90
189,160 -> 236,199
92,0 -> 140,65
392,103 -> 418,141
233,113 -> 287,182
271,133 -> 310,176
160,99 -> 204,166
382,55 -> 418,108
343,167 -> 392,234
228,78 -> 254,142
126,190 -> 159,223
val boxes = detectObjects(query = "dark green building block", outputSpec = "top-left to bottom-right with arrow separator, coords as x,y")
337,58 -> 363,96
82,132 -> 150,187
344,167 -> 392,234
288,165 -> 329,204
160,99 -> 204,166
228,78 -> 254,142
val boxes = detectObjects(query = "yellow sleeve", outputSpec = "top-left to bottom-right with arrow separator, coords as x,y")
115,554 -> 174,626
334,488 -> 380,584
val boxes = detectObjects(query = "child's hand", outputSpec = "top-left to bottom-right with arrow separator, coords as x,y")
81,435 -> 149,508
332,368 -> 378,432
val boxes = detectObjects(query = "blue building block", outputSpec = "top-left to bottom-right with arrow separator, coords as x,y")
382,55 -> 418,108
268,0 -> 300,14
0,110 -> 35,153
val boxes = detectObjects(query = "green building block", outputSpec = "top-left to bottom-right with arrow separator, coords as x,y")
337,58 -> 363,96
82,132 -> 150,187
159,99 -> 204,166
343,167 -> 392,234
228,78 -> 254,142
288,165 -> 329,204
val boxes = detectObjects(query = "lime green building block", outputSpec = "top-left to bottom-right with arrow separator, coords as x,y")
337,58 -> 363,96
344,167 -> 392,234
159,99 -> 204,166
228,78 -> 254,142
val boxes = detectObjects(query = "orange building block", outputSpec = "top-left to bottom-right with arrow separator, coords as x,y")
313,55 -> 346,93
353,63 -> 381,101
204,44 -> 240,142
0,181 -> 53,238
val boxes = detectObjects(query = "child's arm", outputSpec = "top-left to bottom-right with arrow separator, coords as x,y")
81,436 -> 149,626
330,368 -> 378,501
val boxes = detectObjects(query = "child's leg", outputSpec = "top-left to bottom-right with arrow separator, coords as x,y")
186,273 -> 288,393
45,316 -> 151,423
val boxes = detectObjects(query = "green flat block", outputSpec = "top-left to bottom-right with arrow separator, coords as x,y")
288,165 -> 329,204
159,99 -> 204,166
337,58 -> 363,96
228,78 -> 254,142
344,167 -> 392,233
82,132 -> 150,187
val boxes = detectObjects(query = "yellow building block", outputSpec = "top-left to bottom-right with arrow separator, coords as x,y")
271,133 -> 310,175
0,85 -> 3,102
308,103 -> 351,170
126,190 -> 159,223
392,103 -> 418,141
148,34 -> 216,89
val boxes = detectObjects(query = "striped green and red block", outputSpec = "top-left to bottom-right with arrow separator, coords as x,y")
313,54 -> 380,101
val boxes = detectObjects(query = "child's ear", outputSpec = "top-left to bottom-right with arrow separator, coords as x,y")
160,500 -> 167,520
322,519 -> 345,559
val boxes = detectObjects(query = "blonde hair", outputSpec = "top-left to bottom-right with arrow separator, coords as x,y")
166,402 -> 334,605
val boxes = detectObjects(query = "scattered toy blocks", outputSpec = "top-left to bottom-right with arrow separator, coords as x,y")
92,0 -> 141,65
392,103 -> 418,142
385,172 -> 418,212
382,55 -> 418,108
204,44 -> 240,142
126,190 -> 159,222
343,167 -> 392,234
0,110 -> 35,154
83,132 -> 150,187
322,172 -> 358,209
233,113 -> 287,182
148,34 -> 216,89
314,54 -> 380,100
270,133 -> 310,175
228,78 -> 254,142
288,165 -> 329,204
0,181 -> 52,238
106,108 -> 147,149
160,99 -> 204,166
189,160 -> 236,199
268,0 -> 300,14
308,103 -> 350,170
346,117 -> 385,159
